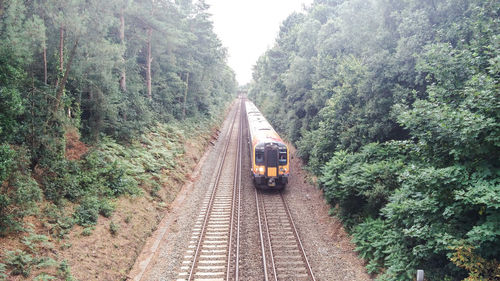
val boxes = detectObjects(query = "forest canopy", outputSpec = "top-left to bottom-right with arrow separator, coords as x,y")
0,0 -> 235,243
249,0 -> 499,280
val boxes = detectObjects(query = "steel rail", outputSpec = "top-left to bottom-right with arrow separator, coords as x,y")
187,103 -> 240,281
226,99 -> 243,280
260,191 -> 278,281
235,99 -> 243,280
255,189 -> 270,281
280,192 -> 316,281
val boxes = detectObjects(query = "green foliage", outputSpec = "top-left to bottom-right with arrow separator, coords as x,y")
253,0 -> 500,279
42,204 -> 75,239
58,260 -> 77,281
81,227 -> 94,236
73,196 -> 100,226
0,156 -> 42,235
0,144 -> 15,184
0,0 -> 234,279
99,199 -> 115,218
352,218 -> 391,274
109,221 -> 119,236
0,88 -> 23,142
34,273 -> 57,281
21,233 -> 52,254
5,250 -> 33,277
79,150 -> 139,197
0,263 -> 7,281
320,142 -> 408,228
5,228 -> 71,279
72,197 -> 114,226
42,151 -> 139,205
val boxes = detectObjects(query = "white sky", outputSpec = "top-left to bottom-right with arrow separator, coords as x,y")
205,0 -> 313,85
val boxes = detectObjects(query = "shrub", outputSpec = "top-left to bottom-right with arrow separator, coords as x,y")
5,250 -> 33,277
42,203 -> 74,238
43,151 -> 139,206
450,243 -> 500,281
0,263 -> 7,281
21,233 -> 52,254
34,273 -> 57,280
320,142 -> 409,229
73,197 -> 100,226
42,160 -> 81,204
0,144 -> 15,182
80,150 -> 139,197
352,218 -> 391,274
0,171 -> 42,236
73,197 -> 119,226
81,227 -> 94,236
58,260 -> 76,281
109,221 -> 119,236
54,216 -> 75,238
98,199 -> 115,218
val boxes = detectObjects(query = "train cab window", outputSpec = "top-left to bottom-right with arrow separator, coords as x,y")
279,149 -> 287,165
255,149 -> 264,164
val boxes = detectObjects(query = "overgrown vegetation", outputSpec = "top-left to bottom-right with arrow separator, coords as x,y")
3,232 -> 75,280
0,0 -> 235,278
250,0 -> 499,280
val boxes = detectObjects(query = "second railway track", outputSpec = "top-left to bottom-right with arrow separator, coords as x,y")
177,100 -> 243,281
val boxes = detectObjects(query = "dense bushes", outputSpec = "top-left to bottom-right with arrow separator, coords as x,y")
0,146 -> 42,236
43,152 -> 138,205
320,142 -> 408,227
251,0 -> 499,279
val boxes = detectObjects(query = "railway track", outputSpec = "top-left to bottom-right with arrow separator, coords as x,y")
176,98 -> 315,280
255,190 -> 316,281
177,100 -> 243,281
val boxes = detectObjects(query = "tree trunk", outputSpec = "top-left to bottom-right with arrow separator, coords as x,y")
54,39 -> 78,113
119,9 -> 127,92
43,46 -> 47,84
56,25 -> 64,88
146,27 -> 152,100
183,72 -> 189,119
59,25 -> 64,72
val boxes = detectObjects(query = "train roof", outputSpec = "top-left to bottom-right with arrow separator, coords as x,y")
245,101 -> 284,146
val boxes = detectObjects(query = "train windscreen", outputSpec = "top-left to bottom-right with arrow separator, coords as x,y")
255,149 -> 264,164
279,149 -> 287,165
266,149 -> 278,167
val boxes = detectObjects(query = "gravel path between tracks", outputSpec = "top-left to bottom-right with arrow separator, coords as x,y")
130,100 -> 372,281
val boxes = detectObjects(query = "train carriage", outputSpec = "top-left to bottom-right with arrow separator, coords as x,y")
245,100 -> 289,188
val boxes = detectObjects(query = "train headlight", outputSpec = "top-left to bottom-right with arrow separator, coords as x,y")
258,166 -> 265,173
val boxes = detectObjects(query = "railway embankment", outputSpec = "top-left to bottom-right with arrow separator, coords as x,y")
0,106 -> 229,280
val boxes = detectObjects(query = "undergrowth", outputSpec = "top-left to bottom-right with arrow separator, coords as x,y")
0,113 -> 223,279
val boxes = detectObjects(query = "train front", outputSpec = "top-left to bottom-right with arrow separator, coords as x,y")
252,140 -> 289,188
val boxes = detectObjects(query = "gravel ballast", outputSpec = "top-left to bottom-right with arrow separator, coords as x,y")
130,100 -> 372,280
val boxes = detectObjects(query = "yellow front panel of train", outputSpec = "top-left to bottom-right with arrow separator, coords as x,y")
267,167 -> 277,177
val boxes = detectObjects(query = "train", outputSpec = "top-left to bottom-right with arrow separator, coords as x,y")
245,100 -> 290,188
